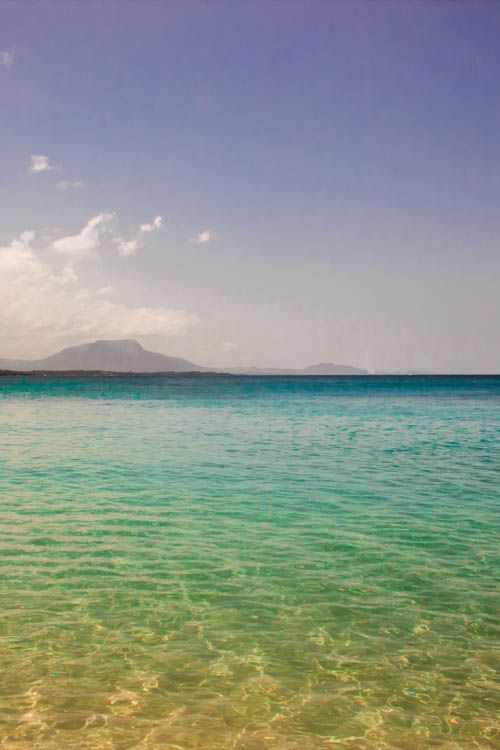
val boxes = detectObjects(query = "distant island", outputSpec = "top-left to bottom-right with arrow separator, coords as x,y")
0,339 -> 368,376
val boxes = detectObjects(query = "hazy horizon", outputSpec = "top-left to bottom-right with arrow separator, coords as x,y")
1,336 -> 499,375
2,2 -> 500,373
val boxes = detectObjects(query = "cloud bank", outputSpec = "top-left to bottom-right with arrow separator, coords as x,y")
0,229 -> 198,358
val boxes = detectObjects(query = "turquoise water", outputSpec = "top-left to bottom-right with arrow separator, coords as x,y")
0,375 -> 499,749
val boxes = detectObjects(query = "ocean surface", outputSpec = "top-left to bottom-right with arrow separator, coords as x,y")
0,375 -> 498,750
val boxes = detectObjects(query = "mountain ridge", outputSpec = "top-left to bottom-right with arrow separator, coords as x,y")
0,339 -> 368,375
0,339 -> 205,373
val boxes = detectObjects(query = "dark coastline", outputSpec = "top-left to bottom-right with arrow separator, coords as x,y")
1,370 -> 499,379
0,369 -> 227,378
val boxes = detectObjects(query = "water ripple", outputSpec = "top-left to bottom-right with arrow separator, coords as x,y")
0,376 -> 499,748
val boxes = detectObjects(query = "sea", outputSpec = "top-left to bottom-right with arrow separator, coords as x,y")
0,375 -> 498,749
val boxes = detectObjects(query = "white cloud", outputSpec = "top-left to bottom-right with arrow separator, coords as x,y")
29,155 -> 83,190
116,238 -> 139,257
1,48 -> 14,69
56,180 -> 83,191
140,215 -> 163,233
190,230 -> 213,245
48,212 -> 164,263
0,230 -> 198,358
51,213 -> 115,260
117,215 -> 163,257
29,154 -> 57,174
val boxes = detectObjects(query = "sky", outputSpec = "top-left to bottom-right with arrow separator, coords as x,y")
1,0 -> 500,372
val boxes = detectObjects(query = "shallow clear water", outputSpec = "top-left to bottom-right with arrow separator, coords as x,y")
0,375 -> 499,749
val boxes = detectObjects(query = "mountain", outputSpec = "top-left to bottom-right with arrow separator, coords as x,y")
0,339 -> 205,373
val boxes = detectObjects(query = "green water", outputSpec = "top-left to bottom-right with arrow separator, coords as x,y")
0,376 -> 499,749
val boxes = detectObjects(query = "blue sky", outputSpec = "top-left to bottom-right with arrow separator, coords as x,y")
1,1 -> 500,371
